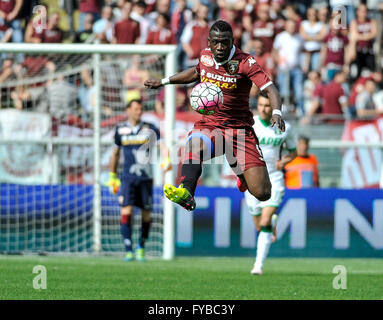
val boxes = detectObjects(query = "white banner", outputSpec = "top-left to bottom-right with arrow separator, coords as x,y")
0,109 -> 53,184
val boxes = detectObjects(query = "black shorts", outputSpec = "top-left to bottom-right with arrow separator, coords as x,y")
119,178 -> 153,211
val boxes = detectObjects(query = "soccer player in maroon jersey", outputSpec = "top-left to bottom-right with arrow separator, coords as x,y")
144,20 -> 285,211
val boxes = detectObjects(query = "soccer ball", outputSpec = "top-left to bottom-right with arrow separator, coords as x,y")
189,82 -> 223,115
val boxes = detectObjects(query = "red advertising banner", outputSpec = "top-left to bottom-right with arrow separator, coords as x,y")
341,117 -> 383,188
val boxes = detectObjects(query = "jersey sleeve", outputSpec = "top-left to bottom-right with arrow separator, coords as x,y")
243,56 -> 273,91
114,126 -> 121,147
285,125 -> 297,152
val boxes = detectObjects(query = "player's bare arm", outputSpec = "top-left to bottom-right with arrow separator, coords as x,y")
276,150 -> 297,171
264,84 -> 285,132
144,67 -> 199,89
109,147 -> 120,173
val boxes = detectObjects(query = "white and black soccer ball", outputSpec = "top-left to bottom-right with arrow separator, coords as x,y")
189,82 -> 223,115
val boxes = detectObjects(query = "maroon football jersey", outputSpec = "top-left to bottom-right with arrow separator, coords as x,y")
251,20 -> 277,53
195,47 -> 272,127
324,32 -> 348,66
356,19 -> 373,50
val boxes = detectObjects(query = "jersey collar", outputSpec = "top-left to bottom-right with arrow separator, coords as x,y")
213,45 -> 236,69
258,116 -> 270,127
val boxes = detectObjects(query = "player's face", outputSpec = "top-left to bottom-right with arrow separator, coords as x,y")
208,31 -> 234,62
297,139 -> 309,156
127,101 -> 143,123
257,96 -> 272,121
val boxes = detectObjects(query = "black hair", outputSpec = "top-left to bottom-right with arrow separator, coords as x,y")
158,12 -> 171,24
134,1 -> 147,9
259,91 -> 269,99
209,20 -> 233,36
127,99 -> 142,108
298,135 -> 310,144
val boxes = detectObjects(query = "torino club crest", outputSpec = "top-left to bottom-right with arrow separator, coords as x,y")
227,60 -> 239,75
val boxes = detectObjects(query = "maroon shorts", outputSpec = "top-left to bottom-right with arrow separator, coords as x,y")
186,121 -> 266,175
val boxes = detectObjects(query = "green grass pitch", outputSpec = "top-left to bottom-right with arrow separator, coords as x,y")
1,256 -> 382,300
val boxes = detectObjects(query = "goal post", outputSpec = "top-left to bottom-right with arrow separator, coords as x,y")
0,43 -> 177,259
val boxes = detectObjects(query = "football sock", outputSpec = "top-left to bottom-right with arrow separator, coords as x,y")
139,219 -> 151,248
180,162 -> 202,196
255,225 -> 273,269
120,214 -> 132,252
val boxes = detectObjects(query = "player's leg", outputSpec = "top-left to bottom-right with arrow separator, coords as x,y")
252,180 -> 284,274
164,129 -> 217,211
136,209 -> 151,261
252,206 -> 277,275
227,127 -> 271,201
136,180 -> 153,261
119,178 -> 136,261
243,166 -> 272,202
244,189 -> 262,231
120,205 -> 134,261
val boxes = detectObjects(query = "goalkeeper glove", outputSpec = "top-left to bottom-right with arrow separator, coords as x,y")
160,157 -> 172,172
107,172 -> 121,195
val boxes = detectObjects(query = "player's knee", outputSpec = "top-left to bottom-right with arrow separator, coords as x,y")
141,210 -> 151,222
248,183 -> 271,202
121,207 -> 133,216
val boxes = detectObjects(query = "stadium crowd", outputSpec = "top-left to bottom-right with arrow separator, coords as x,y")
1,0 -> 383,124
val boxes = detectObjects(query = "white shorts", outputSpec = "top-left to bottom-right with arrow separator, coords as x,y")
245,171 -> 285,216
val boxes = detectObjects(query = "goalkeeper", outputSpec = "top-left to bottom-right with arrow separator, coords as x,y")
107,99 -> 171,261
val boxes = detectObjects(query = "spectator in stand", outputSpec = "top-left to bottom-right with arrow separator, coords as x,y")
180,3 -> 210,68
171,0 -> 193,70
74,13 -> 95,43
246,38 -> 275,80
320,16 -> 350,82
112,0 -> 128,21
0,57 -> 14,83
355,79 -> 383,118
130,1 -> 151,44
273,19 -> 304,115
0,21 -> 13,43
349,4 -> 377,79
113,2 -> 140,44
303,70 -> 348,124
303,70 -> 324,114
93,5 -> 114,43
317,5 -> 330,27
22,12 -> 63,77
299,7 -> 327,74
284,2 -> 303,30
146,0 -> 171,27
269,0 -> 286,32
46,75 -> 77,120
171,0 -> 193,43
34,12 -> 64,43
155,85 -> 189,115
348,71 -> 383,118
224,6 -> 243,49
78,68 -> 96,115
284,136 -> 320,189
123,54 -> 150,104
79,0 -> 102,32
146,13 -> 176,45
0,0 -> 23,44
217,0 -> 246,21
250,3 -> 279,54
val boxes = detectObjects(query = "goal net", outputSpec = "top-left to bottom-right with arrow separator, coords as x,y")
0,44 -> 176,258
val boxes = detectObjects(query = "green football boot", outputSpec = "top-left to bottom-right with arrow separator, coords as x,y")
163,183 -> 196,211
135,247 -> 146,262
123,251 -> 134,262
